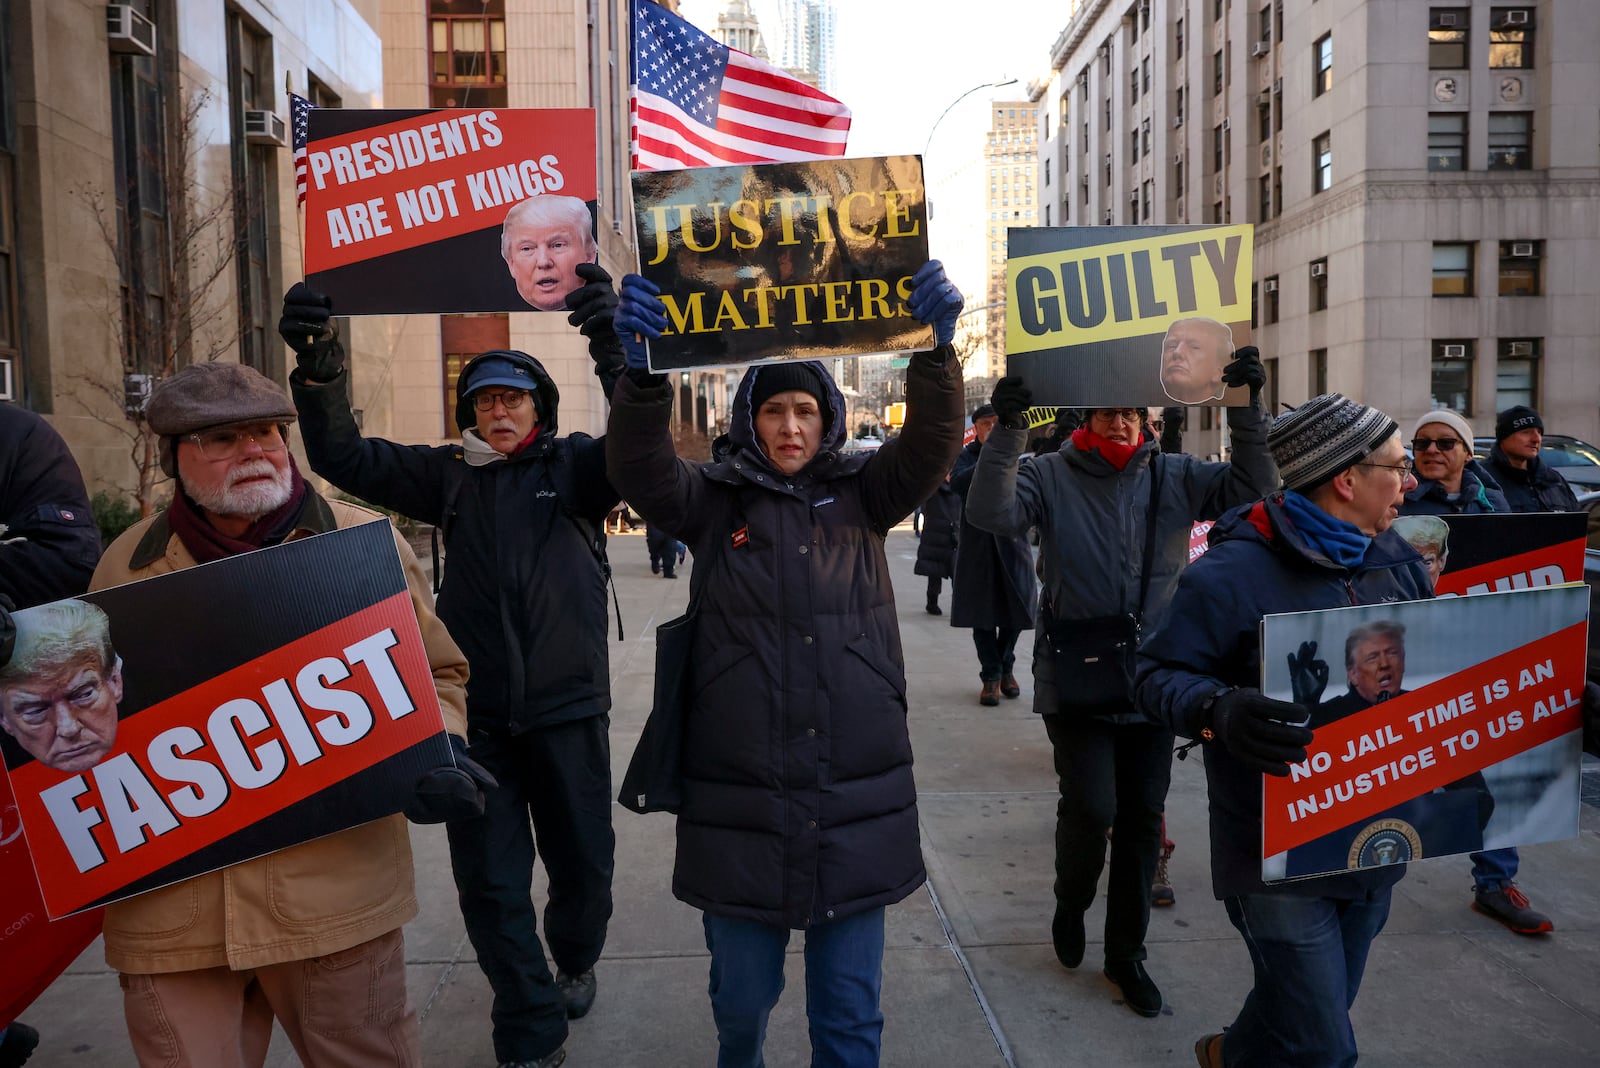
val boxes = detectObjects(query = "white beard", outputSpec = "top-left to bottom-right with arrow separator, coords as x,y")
187,460 -> 293,520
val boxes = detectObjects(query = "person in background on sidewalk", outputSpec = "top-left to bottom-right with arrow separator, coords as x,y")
606,261 -> 964,1068
646,521 -> 681,578
950,404 -> 1036,706
90,363 -> 480,1068
913,468 -> 960,615
281,266 -> 627,1068
966,349 -> 1276,1020
0,402 -> 101,1068
1484,405 -> 1579,514
1411,406 -> 1558,934
1137,393 -> 1430,1068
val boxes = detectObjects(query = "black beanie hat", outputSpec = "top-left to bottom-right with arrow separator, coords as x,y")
971,403 -> 997,422
749,363 -> 829,423
1495,405 -> 1543,441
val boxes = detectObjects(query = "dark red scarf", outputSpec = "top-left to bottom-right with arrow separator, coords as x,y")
167,460 -> 309,564
1070,427 -> 1139,471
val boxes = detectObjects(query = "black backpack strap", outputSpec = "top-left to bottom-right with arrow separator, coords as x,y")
1136,454 -> 1163,619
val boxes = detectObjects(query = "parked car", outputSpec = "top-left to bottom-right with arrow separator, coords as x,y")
1581,490 -> 1600,685
1473,434 -> 1600,491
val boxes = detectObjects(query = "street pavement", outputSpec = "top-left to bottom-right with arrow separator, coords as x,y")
21,527 -> 1600,1066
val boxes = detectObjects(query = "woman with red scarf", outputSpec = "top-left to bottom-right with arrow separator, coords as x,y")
963,350 -> 1277,1020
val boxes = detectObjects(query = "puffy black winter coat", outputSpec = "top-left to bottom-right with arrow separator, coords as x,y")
1135,495 -> 1434,899
292,359 -> 618,733
0,404 -> 100,608
606,350 -> 964,929
948,439 -> 1035,631
1486,445 -> 1580,514
912,480 -> 959,580
1402,458 -> 1509,515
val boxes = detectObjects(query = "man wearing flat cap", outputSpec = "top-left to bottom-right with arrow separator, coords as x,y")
1137,393 -> 1432,1067
90,361 -> 478,1066
279,270 -> 626,1068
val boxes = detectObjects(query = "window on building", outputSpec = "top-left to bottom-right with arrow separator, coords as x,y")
1215,0 -> 1225,22
1263,356 -> 1280,412
1176,86 -> 1185,125
1259,4 -> 1273,43
1310,257 -> 1329,310
1431,340 -> 1475,412
1274,77 -> 1284,131
1132,129 -> 1141,161
1131,69 -> 1140,103
1250,282 -> 1259,328
1044,204 -> 1051,226
1313,131 -> 1332,192
1428,114 -> 1467,171
1429,8 -> 1469,68
1276,0 -> 1285,43
1311,348 -> 1328,395
1176,16 -> 1185,57
1431,243 -> 1474,296
1487,112 -> 1531,169
1488,9 -> 1534,68
1256,103 -> 1271,142
1175,158 -> 1185,197
1142,56 -> 1151,93
1496,338 -> 1540,408
1498,240 -> 1541,295
429,0 -> 508,107
1104,97 -> 1111,130
1142,116 -> 1151,154
226,11 -> 278,376
1313,33 -> 1333,96
1273,165 -> 1282,218
1213,49 -> 1224,94
1264,275 -> 1280,322
1142,179 -> 1152,221
1213,124 -> 1224,170
1212,200 -> 1223,224
1257,174 -> 1271,222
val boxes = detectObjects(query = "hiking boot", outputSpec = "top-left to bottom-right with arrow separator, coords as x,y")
0,1022 -> 40,1068
980,680 -> 1001,706
1152,840 -> 1175,907
1051,905 -> 1085,969
925,601 -> 942,615
499,1050 -> 566,1068
1472,884 -> 1553,934
1194,1032 -> 1225,1068
1103,959 -> 1163,1017
1000,674 -> 1021,699
556,969 -> 597,1019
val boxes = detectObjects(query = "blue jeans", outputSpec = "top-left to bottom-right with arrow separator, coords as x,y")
702,907 -> 886,1068
1221,889 -> 1392,1067
1470,846 -> 1518,891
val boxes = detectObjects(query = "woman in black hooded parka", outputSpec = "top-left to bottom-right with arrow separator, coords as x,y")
606,262 -> 964,1067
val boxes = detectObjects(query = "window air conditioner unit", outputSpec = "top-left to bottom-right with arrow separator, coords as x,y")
106,4 -> 157,57
1506,341 -> 1534,357
1131,191 -> 1141,204
1511,242 -> 1535,257
1251,41 -> 1270,58
1262,278 -> 1278,293
1256,89 -> 1271,107
1442,343 -> 1467,358
244,109 -> 288,146
1437,13 -> 1459,29
1310,261 -> 1327,278
1505,10 -> 1529,26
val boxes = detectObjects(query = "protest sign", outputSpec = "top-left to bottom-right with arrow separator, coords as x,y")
1390,512 -> 1586,597
630,155 -> 931,370
303,108 -> 597,314
1005,224 -> 1253,406
1259,585 -> 1588,880
0,521 -> 453,917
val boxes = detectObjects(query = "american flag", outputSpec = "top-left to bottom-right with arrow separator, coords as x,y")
290,92 -> 313,206
630,2 -> 851,171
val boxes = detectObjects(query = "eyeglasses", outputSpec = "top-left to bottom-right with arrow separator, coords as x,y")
472,388 -> 530,412
1411,437 -> 1462,453
188,425 -> 288,462
1091,408 -> 1144,424
1356,458 -> 1415,477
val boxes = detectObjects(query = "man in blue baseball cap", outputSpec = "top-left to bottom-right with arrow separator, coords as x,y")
279,265 -> 628,1068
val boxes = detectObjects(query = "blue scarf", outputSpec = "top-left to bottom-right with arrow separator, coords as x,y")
1281,490 -> 1371,568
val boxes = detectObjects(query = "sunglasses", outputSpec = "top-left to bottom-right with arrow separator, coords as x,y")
1410,437 -> 1462,453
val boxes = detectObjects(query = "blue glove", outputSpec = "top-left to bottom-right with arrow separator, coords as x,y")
908,260 -> 963,348
615,274 -> 667,369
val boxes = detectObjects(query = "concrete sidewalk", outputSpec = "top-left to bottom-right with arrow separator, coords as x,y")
22,528 -> 1600,1066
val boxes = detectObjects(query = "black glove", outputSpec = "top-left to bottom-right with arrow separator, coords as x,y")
0,593 -> 15,668
990,376 -> 1033,430
404,735 -> 499,824
278,283 -> 346,382
1221,344 -> 1265,403
1287,640 -> 1329,709
1159,405 -> 1185,454
566,263 -> 625,394
1207,688 -> 1314,777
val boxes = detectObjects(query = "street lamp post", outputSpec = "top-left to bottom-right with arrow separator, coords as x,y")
923,76 -> 1020,160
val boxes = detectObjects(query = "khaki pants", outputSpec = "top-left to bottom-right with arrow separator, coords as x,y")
120,928 -> 418,1068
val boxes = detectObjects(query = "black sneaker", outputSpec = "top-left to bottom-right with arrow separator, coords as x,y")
1472,884 -> 1553,934
925,602 -> 942,615
499,1049 -> 566,1068
556,969 -> 597,1019
1103,960 -> 1163,1017
0,1023 -> 41,1068
1051,905 -> 1085,968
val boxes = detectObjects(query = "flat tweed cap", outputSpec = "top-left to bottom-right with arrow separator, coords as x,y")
1269,393 -> 1398,494
146,362 -> 297,437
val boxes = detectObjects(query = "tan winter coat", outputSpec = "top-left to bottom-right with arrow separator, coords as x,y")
88,495 -> 469,974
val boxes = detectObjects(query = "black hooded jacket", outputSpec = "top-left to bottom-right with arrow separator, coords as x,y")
606,350 -> 964,929
292,354 -> 619,733
0,404 -> 100,608
1486,444 -> 1580,514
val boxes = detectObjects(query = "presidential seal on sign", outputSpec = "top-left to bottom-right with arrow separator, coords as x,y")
1347,818 -> 1424,868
